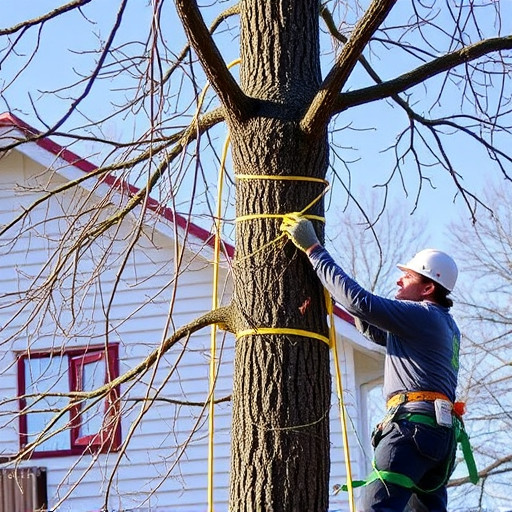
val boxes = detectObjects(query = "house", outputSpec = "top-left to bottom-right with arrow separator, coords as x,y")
0,113 -> 384,512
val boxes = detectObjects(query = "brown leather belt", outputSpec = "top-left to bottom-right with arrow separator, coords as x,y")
386,391 -> 451,410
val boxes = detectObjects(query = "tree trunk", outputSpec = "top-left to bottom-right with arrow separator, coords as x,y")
228,2 -> 332,510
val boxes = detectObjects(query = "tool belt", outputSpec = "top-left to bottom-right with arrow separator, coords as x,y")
386,390 -> 451,410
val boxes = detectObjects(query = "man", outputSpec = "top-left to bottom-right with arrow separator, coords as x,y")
280,213 -> 460,512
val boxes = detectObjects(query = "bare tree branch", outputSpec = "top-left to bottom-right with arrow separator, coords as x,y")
448,454 -> 512,487
73,107 -> 227,244
174,0 -> 253,122
320,5 -> 426,119
126,395 -> 231,406
38,0 -> 129,137
0,0 -> 93,36
0,107 -> 226,238
301,0 -> 398,135
334,36 -> 512,114
98,305 -> 234,396
161,3 -> 240,87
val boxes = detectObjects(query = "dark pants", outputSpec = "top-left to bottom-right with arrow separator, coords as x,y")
360,418 -> 456,512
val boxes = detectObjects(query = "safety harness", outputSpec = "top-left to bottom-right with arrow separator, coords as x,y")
337,391 -> 479,495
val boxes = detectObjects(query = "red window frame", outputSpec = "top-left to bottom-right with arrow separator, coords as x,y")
18,344 -> 121,457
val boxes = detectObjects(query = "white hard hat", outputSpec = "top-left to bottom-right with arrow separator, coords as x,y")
397,249 -> 458,292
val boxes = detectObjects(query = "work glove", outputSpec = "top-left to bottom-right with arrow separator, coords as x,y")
280,213 -> 320,253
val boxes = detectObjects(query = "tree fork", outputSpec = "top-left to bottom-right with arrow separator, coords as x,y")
221,1 -> 335,509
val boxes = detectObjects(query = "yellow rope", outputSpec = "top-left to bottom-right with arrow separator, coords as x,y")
233,178 -> 330,263
326,289 -> 356,511
208,133 -> 230,512
236,213 -> 325,223
236,173 -> 330,220
236,174 -> 329,185
212,167 -> 356,508
207,57 -> 241,512
202,56 -> 354,511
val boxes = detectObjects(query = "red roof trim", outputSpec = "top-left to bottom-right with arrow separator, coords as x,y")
0,112 -> 232,258
1,112 -> 354,325
333,304 -> 355,325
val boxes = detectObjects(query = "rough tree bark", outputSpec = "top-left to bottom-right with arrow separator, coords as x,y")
227,1 -> 332,510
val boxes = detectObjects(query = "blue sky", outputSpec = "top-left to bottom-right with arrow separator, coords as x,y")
1,0 -> 509,252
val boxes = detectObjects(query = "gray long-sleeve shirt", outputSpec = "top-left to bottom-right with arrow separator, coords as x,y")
309,246 -> 460,408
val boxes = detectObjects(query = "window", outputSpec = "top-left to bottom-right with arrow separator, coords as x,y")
359,379 -> 385,473
18,344 -> 121,457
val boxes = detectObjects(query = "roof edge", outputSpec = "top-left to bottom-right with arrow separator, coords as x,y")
0,112 -> 234,258
0,112 -> 358,326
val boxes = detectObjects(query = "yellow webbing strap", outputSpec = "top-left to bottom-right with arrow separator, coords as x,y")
236,327 -> 330,346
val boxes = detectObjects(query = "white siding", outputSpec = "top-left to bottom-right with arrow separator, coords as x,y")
0,142 -> 383,511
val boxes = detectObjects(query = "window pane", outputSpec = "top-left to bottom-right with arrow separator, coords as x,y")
21,345 -> 120,454
78,356 -> 105,437
24,356 -> 70,451
367,384 -> 385,428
